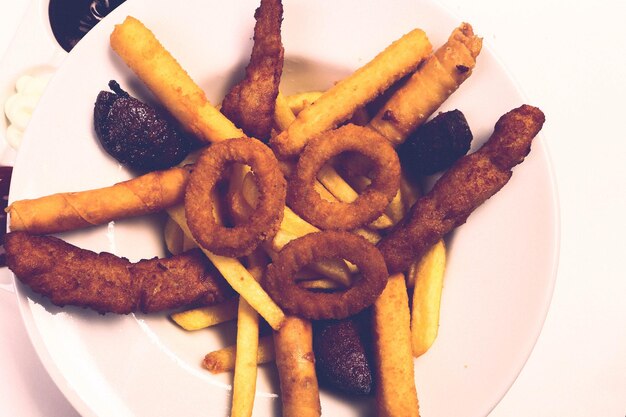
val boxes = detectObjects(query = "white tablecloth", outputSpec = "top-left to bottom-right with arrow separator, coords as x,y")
1,1 -> 624,416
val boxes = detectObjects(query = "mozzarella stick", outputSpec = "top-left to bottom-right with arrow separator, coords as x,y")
270,29 -> 431,157
7,166 -> 189,234
373,273 -> 420,417
369,23 -> 483,145
274,317 -> 321,417
110,16 -> 243,143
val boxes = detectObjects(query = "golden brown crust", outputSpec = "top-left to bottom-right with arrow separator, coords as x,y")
264,231 -> 388,320
7,166 -> 190,235
378,105 -> 545,273
184,137 -> 286,257
287,124 -> 400,230
4,231 -> 231,314
220,0 -> 284,141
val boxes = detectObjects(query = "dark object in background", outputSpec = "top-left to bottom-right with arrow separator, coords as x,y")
94,80 -> 193,172
0,166 -> 13,267
49,0 -> 127,52
313,314 -> 374,396
398,109 -> 473,177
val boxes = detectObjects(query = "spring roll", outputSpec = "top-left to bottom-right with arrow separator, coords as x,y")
369,23 -> 482,145
7,166 -> 189,234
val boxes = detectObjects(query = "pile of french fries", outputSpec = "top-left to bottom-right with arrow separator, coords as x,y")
110,14 -> 468,417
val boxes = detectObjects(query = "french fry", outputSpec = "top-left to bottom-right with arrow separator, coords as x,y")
274,92 -> 297,131
110,16 -> 243,143
164,215 -> 185,255
271,29 -> 432,157
231,252 -> 265,417
167,205 -> 285,330
274,317 -> 321,417
410,239 -> 446,357
285,91 -> 323,115
7,166 -> 189,235
170,298 -> 239,331
203,335 -> 275,374
369,23 -> 482,145
298,278 -> 344,290
373,273 -> 420,417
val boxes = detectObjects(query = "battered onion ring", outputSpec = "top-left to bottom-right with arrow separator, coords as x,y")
185,137 -> 286,257
264,231 -> 388,320
287,124 -> 400,230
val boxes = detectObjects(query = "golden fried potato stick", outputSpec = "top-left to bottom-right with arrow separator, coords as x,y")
369,23 -> 483,145
170,297 -> 239,331
373,273 -> 420,417
232,251 -> 265,417
167,205 -> 285,330
164,216 -> 197,255
271,29 -> 432,158
410,240 -> 446,357
7,167 -> 189,234
273,317 -> 321,417
203,335 -> 275,374
274,92 -> 296,132
236,171 -> 353,287
110,16 -> 243,143
285,91 -> 323,115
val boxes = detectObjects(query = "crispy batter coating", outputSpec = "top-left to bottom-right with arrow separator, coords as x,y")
4,231 -> 232,314
287,124 -> 400,230
185,137 -> 286,257
264,231 -> 388,320
378,105 -> 545,273
220,0 -> 284,141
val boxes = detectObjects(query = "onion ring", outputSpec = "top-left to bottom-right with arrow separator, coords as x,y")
185,137 -> 286,257
287,124 -> 400,230
264,231 -> 388,320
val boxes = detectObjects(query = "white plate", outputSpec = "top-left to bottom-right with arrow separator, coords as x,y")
9,0 -> 559,416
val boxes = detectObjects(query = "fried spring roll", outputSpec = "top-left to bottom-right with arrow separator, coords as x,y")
373,273 -> 420,417
7,167 -> 189,235
378,105 -> 545,273
369,23 -> 483,145
110,16 -> 243,143
270,29 -> 431,158
274,317 -> 321,417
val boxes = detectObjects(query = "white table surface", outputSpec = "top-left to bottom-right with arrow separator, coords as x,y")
1,1 -> 624,416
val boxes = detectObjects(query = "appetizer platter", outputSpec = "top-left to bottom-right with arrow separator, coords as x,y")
4,0 -> 558,416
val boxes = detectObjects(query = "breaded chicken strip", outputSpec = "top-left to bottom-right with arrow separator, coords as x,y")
5,231 -> 232,314
220,0 -> 284,141
378,105 -> 545,274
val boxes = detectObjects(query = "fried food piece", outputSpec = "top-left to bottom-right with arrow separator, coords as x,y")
287,124 -> 400,230
270,29 -> 432,158
273,316 -> 321,417
410,239 -> 446,357
94,80 -> 194,171
167,204 -> 286,330
221,0 -> 284,141
398,109 -> 473,177
4,231 -> 232,314
313,315 -> 374,396
373,273 -> 420,417
369,23 -> 482,145
378,104 -> 546,273
231,251 -> 265,417
264,231 -> 388,320
185,138 -> 286,257
110,16 -> 243,143
285,91 -> 322,115
7,166 -> 190,235
170,297 -> 239,331
203,335 -> 275,373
